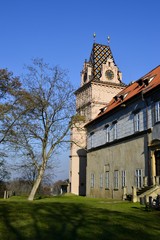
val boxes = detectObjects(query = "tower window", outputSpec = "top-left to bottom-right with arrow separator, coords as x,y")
84,72 -> 87,82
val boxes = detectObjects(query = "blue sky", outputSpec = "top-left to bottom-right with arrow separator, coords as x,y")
1,0 -> 160,181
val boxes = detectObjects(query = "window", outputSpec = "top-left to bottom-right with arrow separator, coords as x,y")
83,72 -> 87,82
105,171 -> 109,189
91,173 -> 95,188
99,173 -> 103,188
122,170 -> 126,188
114,170 -> 119,189
105,124 -> 110,142
112,121 -> 117,140
134,112 -> 140,132
155,101 -> 160,122
90,132 -> 94,148
135,169 -> 143,188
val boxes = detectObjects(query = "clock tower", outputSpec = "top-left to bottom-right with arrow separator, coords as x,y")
69,41 -> 126,195
101,57 -> 122,84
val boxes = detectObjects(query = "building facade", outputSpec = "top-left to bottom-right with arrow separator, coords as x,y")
85,66 -> 160,199
69,42 -> 125,195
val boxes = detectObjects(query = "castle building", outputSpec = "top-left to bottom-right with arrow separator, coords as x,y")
69,42 -> 126,195
85,65 -> 160,200
70,40 -> 160,201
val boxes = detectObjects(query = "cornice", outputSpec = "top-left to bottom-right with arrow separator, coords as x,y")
75,79 -> 126,95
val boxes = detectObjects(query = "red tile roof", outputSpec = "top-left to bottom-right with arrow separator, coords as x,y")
85,65 -> 160,126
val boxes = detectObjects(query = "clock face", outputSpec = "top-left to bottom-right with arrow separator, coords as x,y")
105,70 -> 114,80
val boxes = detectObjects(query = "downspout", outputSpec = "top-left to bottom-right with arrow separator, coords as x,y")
141,90 -> 151,185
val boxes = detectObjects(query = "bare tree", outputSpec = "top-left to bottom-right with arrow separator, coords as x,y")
10,59 -> 75,200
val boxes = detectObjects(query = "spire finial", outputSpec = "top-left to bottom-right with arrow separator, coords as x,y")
107,36 -> 110,45
93,32 -> 96,43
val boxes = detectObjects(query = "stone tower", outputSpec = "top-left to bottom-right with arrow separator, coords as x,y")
69,42 -> 126,195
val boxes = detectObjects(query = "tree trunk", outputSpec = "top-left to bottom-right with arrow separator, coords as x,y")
28,166 -> 45,201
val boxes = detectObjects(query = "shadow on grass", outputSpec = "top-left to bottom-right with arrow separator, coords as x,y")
0,199 -> 160,240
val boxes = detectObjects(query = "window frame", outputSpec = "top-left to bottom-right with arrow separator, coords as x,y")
155,101 -> 160,122
135,169 -> 143,189
122,170 -> 126,188
105,124 -> 110,143
90,132 -> 94,148
134,112 -> 140,132
99,173 -> 103,188
112,121 -> 117,140
114,170 -> 119,189
91,173 -> 95,188
105,171 -> 109,189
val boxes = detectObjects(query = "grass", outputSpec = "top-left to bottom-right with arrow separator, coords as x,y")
0,195 -> 160,240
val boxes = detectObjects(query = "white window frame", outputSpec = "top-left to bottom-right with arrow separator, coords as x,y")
134,112 -> 140,132
122,170 -> 126,188
105,171 -> 109,189
114,170 -> 119,189
155,101 -> 160,122
135,169 -> 143,188
90,132 -> 94,148
106,125 -> 110,142
99,173 -> 103,188
113,122 -> 117,140
91,173 -> 95,188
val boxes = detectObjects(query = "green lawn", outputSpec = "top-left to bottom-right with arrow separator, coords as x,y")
0,195 -> 159,240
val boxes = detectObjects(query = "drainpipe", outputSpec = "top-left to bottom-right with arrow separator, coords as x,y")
141,90 -> 151,186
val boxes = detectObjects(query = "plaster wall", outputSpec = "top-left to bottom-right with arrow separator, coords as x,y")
86,135 -> 147,199
70,121 -> 87,195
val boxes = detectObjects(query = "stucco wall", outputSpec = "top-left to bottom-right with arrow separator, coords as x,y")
86,134 -> 148,199
70,121 -> 87,195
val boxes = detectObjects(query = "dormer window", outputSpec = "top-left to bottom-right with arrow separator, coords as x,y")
123,93 -> 128,99
137,76 -> 155,87
144,76 -> 154,85
114,95 -> 119,101
119,93 -> 128,101
99,106 -> 107,114
143,78 -> 149,86
114,93 -> 128,102
149,76 -> 154,83
138,79 -> 143,86
119,95 -> 124,101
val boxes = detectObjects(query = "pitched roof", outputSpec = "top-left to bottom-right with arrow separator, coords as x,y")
85,65 -> 160,127
89,43 -> 115,79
